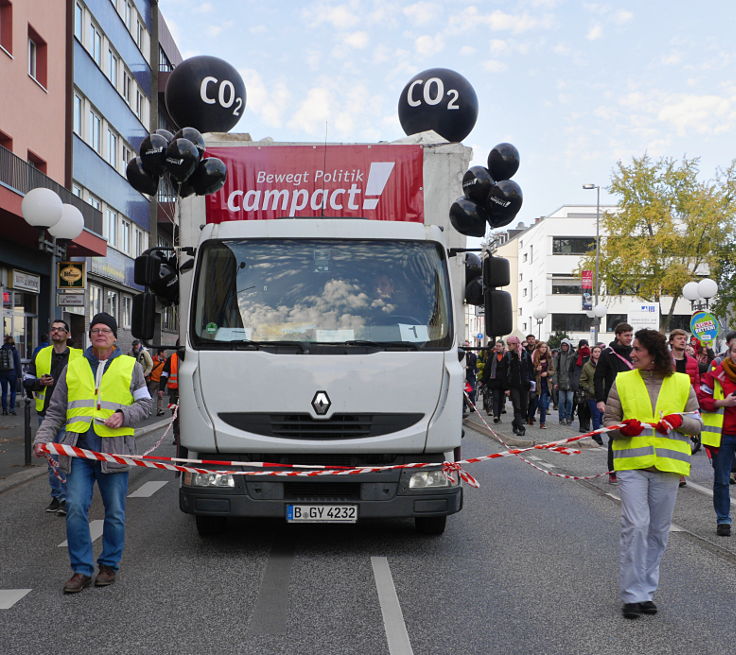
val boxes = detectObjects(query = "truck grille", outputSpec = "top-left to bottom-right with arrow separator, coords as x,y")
283,482 -> 361,501
218,412 -> 423,439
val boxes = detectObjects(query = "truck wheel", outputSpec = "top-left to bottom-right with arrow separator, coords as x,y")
195,515 -> 227,536
414,515 -> 446,535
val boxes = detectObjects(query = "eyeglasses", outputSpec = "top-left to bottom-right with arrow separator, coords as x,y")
90,328 -> 113,335
50,327 -> 67,333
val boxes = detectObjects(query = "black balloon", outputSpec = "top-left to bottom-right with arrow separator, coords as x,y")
487,143 -> 520,180
174,127 -> 206,159
165,55 -> 246,133
398,68 -> 478,143
139,134 -> 169,177
462,166 -> 493,204
126,157 -> 158,196
178,180 -> 196,198
465,252 -> 482,282
449,197 -> 487,237
188,157 -> 227,196
155,128 -> 174,143
486,179 -> 523,228
164,138 -> 199,183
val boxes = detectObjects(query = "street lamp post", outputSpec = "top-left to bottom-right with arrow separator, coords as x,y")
583,183 -> 601,342
533,307 -> 547,340
682,279 -> 718,312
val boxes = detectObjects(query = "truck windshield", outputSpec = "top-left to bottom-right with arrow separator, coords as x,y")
192,238 -> 452,349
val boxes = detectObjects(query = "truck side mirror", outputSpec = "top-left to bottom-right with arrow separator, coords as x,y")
132,292 -> 156,341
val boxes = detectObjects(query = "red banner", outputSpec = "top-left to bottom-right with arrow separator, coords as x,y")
204,144 -> 424,223
581,269 -> 593,310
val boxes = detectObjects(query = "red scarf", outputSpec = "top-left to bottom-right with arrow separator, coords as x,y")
576,345 -> 590,366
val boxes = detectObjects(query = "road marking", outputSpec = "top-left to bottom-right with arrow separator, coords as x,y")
0,589 -> 31,609
128,481 -> 168,497
684,480 -> 713,497
371,556 -> 413,655
247,540 -> 294,635
528,456 -> 542,461
58,520 -> 103,547
670,523 -> 686,532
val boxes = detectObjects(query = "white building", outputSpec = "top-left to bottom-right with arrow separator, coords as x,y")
468,204 -> 693,345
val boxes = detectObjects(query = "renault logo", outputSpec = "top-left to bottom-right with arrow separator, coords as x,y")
311,390 -> 331,416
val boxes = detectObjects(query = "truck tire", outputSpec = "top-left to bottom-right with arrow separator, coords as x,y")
196,515 -> 227,536
414,515 -> 446,535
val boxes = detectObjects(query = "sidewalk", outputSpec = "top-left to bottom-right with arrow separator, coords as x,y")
0,397 -> 171,493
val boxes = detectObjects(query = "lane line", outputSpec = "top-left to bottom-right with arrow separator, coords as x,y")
684,480 -> 713,498
371,556 -> 413,655
247,540 -> 294,635
128,481 -> 168,497
58,520 -> 104,548
0,589 -> 31,609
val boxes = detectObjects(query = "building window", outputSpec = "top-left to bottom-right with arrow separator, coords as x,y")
107,49 -> 118,87
0,130 -> 12,151
105,289 -> 118,319
104,208 -> 117,246
529,279 -> 533,299
121,144 -> 132,174
605,314 -> 628,333
73,93 -> 82,135
89,23 -> 101,65
72,184 -> 82,197
530,245 -> 533,261
522,253 -> 528,263
552,279 -> 583,295
124,1 -> 132,29
27,151 -> 47,174
121,295 -> 132,329
135,89 -> 143,119
136,19 -> 144,49
552,237 -> 595,255
0,1 -> 12,54
120,219 -> 130,253
122,71 -> 131,104
551,313 -> 591,332
87,193 -> 101,210
89,284 -> 103,323
106,129 -> 117,168
134,227 -> 146,257
27,27 -> 47,87
88,109 -> 101,152
74,2 -> 83,41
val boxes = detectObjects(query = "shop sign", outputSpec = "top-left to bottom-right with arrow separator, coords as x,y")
57,292 -> 85,307
58,261 -> 86,289
10,270 -> 40,293
627,302 -> 659,331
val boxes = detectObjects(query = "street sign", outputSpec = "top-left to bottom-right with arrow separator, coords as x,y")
57,292 -> 85,307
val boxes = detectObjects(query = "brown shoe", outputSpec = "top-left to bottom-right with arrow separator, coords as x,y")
94,565 -> 117,587
63,573 -> 92,594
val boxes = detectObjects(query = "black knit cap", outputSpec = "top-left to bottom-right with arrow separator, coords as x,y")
89,312 -> 117,338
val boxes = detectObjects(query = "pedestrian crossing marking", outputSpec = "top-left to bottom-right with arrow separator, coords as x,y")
0,589 -> 31,609
128,481 -> 168,498
58,520 -> 104,547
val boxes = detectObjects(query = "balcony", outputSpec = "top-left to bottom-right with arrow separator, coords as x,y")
0,144 -> 103,234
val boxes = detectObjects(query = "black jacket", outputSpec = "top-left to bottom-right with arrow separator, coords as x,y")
594,340 -> 633,403
502,349 -> 534,391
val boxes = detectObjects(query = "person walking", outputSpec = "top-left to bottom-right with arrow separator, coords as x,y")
553,339 -> 576,425
525,335 -> 538,425
24,320 -> 83,515
503,336 -> 534,437
579,345 -> 604,443
0,335 -> 22,415
463,341 -> 478,414
159,346 -> 181,447
603,328 -> 701,619
573,339 -> 591,432
699,337 -> 736,537
480,340 -> 506,423
595,322 -> 634,483
130,339 -> 153,379
531,341 -> 554,429
33,313 -> 152,593
148,349 -> 167,416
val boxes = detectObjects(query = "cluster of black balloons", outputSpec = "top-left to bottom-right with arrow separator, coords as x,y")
125,127 -> 227,198
449,143 -> 523,237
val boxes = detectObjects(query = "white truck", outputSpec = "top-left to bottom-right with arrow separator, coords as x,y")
134,132 -> 505,535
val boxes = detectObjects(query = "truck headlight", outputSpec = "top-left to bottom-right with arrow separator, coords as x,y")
409,470 -> 455,489
183,472 -> 235,488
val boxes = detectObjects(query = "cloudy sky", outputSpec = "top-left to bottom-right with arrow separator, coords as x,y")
161,0 -> 736,224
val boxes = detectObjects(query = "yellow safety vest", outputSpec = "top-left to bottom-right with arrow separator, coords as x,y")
701,380 -> 725,448
612,370 -> 692,476
65,355 -> 136,437
34,346 -> 83,413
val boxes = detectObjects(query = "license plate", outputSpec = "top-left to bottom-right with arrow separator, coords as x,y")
286,504 -> 358,523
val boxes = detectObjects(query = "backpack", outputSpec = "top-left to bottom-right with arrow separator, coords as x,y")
0,348 -> 13,372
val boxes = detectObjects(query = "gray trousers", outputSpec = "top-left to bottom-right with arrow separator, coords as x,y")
618,469 -> 680,603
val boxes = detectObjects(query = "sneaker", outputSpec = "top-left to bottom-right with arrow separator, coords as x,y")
678,479 -> 687,488
94,565 -> 117,587
45,498 -> 60,513
63,573 -> 92,594
717,523 -> 731,537
493,417 -> 500,423
592,435 -> 603,446
608,473 -> 618,485
639,601 -> 657,615
56,500 -> 67,516
156,410 -> 165,416
9,410 -> 16,415
622,603 -> 642,619
730,474 -> 736,486
540,424 -> 547,429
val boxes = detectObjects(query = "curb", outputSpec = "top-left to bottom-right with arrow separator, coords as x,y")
0,418 -> 171,495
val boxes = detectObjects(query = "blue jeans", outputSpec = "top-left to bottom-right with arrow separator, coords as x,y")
588,398 -> 603,430
0,371 -> 17,411
558,390 -> 574,422
713,433 -> 736,525
66,457 -> 129,576
536,388 -> 550,425
40,416 -> 67,501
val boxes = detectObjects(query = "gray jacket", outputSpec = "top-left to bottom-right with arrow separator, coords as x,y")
33,348 -> 152,473
553,340 -> 576,391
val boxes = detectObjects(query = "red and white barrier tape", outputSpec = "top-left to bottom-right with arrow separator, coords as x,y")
142,403 -> 178,456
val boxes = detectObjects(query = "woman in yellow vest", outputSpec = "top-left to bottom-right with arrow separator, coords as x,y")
604,328 -> 701,620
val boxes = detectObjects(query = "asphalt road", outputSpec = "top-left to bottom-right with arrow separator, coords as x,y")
2,417 -> 736,655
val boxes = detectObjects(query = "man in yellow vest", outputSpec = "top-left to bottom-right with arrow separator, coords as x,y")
33,313 -> 152,594
604,329 -> 701,619
23,320 -> 82,516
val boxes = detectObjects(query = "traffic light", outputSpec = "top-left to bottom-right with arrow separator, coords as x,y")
483,255 -> 512,337
464,252 -> 483,305
134,248 -> 178,305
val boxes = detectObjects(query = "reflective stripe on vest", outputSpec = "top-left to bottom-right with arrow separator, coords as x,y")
701,381 -> 725,448
613,370 -> 692,476
166,353 -> 178,389
65,355 -> 136,437
34,346 -> 83,413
